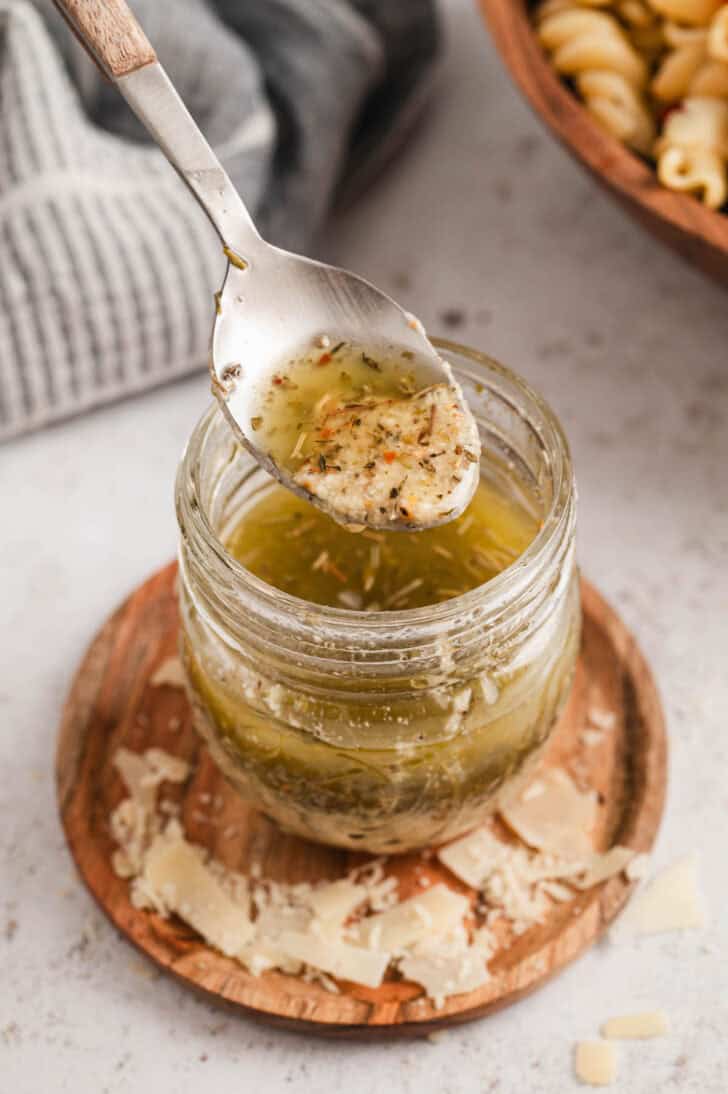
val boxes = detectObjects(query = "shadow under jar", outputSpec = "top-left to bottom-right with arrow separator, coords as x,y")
175,340 -> 580,854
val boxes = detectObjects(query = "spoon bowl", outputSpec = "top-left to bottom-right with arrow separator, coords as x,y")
212,246 -> 472,509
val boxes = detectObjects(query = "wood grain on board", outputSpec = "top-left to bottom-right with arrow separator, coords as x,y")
57,564 -> 667,1037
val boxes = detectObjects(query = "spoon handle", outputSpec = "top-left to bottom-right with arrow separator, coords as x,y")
52,0 -> 263,256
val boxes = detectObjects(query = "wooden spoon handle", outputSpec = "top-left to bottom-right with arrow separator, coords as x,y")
52,0 -> 156,79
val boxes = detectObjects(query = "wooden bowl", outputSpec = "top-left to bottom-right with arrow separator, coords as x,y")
480,0 -> 728,286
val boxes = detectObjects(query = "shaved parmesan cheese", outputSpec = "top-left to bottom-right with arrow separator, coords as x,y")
238,938 -> 303,977
354,884 -> 469,951
571,846 -> 635,889
277,931 -> 390,989
106,746 -> 654,1012
255,903 -> 311,939
541,879 -> 575,902
470,925 -> 496,959
438,827 -> 507,889
150,657 -> 187,688
500,768 -> 596,858
113,747 -> 189,812
143,836 -> 254,956
306,880 -> 367,926
144,749 -> 190,783
575,1040 -> 617,1086
408,923 -> 471,959
399,949 -> 489,1008
625,853 -> 650,882
601,1010 -> 668,1040
588,709 -> 617,732
614,855 -> 706,936
113,748 -> 158,812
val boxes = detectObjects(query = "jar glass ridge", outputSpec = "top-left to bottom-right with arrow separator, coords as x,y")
175,340 -> 580,853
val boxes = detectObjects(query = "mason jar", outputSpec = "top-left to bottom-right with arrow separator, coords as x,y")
175,340 -> 580,854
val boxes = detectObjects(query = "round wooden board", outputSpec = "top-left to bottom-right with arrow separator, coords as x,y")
57,565 -> 667,1038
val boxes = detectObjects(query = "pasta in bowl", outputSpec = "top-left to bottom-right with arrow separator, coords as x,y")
481,0 -> 728,286
534,0 -> 728,209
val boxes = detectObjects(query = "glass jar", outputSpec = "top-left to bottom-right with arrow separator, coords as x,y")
175,340 -> 580,854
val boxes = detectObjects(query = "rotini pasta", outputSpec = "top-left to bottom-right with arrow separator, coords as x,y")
534,0 -> 728,209
648,0 -> 723,25
708,6 -> 728,61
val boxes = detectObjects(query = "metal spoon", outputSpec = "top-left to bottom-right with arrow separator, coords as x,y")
53,0 -> 479,529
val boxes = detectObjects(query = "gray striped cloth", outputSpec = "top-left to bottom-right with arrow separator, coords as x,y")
0,0 -> 439,440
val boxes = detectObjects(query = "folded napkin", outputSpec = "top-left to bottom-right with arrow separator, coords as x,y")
0,0 -> 439,440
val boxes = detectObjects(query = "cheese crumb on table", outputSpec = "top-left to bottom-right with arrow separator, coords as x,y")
575,1040 -> 617,1086
601,1010 -> 669,1040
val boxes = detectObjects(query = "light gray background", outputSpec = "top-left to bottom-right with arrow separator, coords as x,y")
2,1 -> 726,1090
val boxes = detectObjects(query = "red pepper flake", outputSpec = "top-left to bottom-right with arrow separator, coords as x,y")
383,451 -> 397,463
658,102 -> 683,126
318,353 -> 332,366
273,375 -> 283,386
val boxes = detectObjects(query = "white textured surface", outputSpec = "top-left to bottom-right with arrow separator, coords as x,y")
2,1 -> 726,1090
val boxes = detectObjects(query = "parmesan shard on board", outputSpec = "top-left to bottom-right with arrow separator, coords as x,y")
398,950 -> 490,1009
352,884 -> 470,951
305,879 -> 367,926
499,768 -> 597,858
142,835 -> 255,957
276,931 -> 390,989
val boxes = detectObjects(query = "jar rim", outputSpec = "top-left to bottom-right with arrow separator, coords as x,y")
176,339 -> 575,638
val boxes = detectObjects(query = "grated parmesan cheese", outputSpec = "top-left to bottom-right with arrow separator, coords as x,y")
625,852 -> 650,882
588,708 -> 617,732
